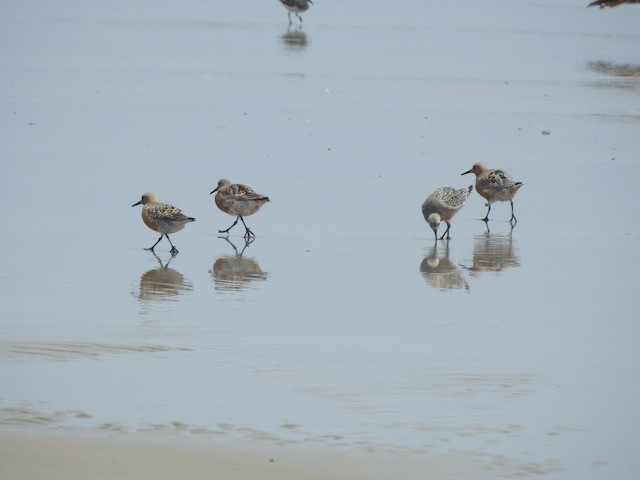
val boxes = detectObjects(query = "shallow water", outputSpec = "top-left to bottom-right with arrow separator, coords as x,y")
1,0 -> 639,478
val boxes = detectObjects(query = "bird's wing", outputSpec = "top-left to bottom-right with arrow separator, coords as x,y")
152,203 -> 191,221
486,170 -> 516,188
228,184 -> 269,201
440,188 -> 471,209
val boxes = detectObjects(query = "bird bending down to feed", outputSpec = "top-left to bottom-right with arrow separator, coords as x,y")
462,163 -> 523,223
132,193 -> 195,254
422,185 -> 473,241
280,0 -> 313,24
210,179 -> 270,239
587,0 -> 640,8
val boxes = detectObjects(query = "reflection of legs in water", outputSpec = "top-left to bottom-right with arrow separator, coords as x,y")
219,235 -> 254,256
482,220 -> 515,236
149,250 -> 174,269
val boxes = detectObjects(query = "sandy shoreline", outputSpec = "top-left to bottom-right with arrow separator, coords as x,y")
0,426 -> 556,480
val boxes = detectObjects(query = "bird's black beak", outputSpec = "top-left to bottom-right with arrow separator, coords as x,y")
210,187 -> 218,195
131,200 -> 141,207
461,169 -> 472,176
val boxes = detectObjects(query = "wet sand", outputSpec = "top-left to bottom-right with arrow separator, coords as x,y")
0,426 -> 561,480
2,429 -> 386,480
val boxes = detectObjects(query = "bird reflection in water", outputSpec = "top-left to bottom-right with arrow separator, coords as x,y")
586,60 -> 640,94
587,61 -> 640,79
585,60 -> 640,123
137,252 -> 193,302
210,237 -> 268,291
420,242 -> 469,292
463,224 -> 520,277
280,27 -> 308,51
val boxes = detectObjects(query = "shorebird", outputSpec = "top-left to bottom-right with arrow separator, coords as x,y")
210,179 -> 270,239
132,193 -> 195,254
421,185 -> 473,241
588,0 -> 640,7
280,0 -> 313,24
462,163 -> 523,223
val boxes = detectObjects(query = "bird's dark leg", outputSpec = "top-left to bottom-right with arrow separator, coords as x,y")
509,200 -> 518,224
482,203 -> 491,222
439,221 -> 451,240
219,217 -> 240,234
145,235 -> 163,252
287,12 -> 292,24
239,216 -> 255,239
296,12 -> 303,22
165,234 -> 179,255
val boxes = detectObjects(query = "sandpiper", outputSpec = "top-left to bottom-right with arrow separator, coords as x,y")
210,179 -> 270,239
422,185 -> 473,241
588,0 -> 640,8
280,0 -> 313,24
132,193 -> 195,254
462,163 -> 523,223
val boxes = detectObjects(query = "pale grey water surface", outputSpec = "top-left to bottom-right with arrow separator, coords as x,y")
1,0 -> 639,478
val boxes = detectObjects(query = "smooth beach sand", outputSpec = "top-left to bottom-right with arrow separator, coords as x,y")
0,427 -> 550,480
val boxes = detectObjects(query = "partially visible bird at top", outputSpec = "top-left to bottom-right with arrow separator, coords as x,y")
421,185 -> 473,242
462,163 -> 523,224
210,179 -> 270,239
588,0 -> 640,8
280,0 -> 313,24
132,193 -> 195,255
